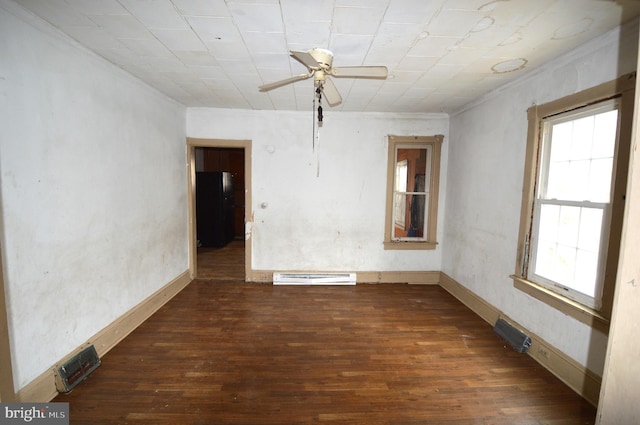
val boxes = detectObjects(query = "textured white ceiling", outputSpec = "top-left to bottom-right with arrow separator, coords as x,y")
12,0 -> 640,113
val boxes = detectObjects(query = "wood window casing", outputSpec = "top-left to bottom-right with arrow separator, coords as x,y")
384,135 -> 443,250
511,73 -> 636,333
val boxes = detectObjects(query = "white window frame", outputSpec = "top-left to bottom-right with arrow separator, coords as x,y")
392,147 -> 430,241
528,100 -> 619,310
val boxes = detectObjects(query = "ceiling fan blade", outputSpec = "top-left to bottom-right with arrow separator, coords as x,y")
290,50 -> 321,70
330,66 -> 388,79
258,73 -> 312,92
320,77 -> 342,107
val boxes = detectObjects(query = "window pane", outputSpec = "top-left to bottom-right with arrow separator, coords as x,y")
395,160 -> 408,192
544,107 -> 618,203
589,158 -> 614,202
409,194 -> 426,237
535,240 -> 575,286
546,161 -> 570,199
557,205 -> 580,247
547,158 -> 590,202
535,204 -> 562,282
575,249 -> 598,297
570,115 -> 595,160
534,239 -> 557,281
568,160 -> 590,201
577,208 -> 603,253
394,194 -> 425,238
549,121 -> 572,161
592,110 -> 618,158
394,193 -> 406,230
538,204 -> 560,242
534,204 -> 604,296
555,244 -> 577,285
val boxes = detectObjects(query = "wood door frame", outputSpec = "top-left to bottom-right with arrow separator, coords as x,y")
186,138 -> 251,280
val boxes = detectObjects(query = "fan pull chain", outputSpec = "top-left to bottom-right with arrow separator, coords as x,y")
317,93 -> 323,127
315,86 -> 322,177
312,87 -> 317,153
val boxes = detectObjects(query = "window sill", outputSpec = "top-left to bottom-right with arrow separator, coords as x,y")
384,241 -> 437,250
511,275 -> 610,334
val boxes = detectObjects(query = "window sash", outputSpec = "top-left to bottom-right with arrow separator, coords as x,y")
537,100 -> 619,203
529,198 -> 609,309
527,100 -> 619,310
392,144 -> 431,242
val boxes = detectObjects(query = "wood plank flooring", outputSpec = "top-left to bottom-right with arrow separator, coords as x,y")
55,244 -> 596,424
196,240 -> 244,280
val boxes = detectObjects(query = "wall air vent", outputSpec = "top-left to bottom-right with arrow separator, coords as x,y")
273,273 -> 356,285
493,318 -> 532,353
53,344 -> 101,393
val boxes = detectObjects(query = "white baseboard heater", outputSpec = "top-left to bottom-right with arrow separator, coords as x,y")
273,273 -> 357,285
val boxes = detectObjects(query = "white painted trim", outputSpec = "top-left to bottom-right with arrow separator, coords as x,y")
15,271 -> 191,402
439,272 -> 602,406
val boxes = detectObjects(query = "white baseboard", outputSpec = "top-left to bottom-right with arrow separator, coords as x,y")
439,272 -> 601,406
16,270 -> 191,402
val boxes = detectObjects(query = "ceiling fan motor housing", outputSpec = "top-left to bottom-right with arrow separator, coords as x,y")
309,48 -> 333,70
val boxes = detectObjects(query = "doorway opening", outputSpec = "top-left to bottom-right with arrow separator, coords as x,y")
187,139 -> 251,281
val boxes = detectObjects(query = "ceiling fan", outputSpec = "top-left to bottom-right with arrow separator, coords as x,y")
258,48 -> 388,107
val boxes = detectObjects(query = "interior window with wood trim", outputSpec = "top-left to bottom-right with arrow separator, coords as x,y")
512,73 -> 635,330
384,135 -> 443,250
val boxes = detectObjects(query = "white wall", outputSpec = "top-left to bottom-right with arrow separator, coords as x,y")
444,20 -> 639,375
188,109 -> 449,272
0,2 -> 188,391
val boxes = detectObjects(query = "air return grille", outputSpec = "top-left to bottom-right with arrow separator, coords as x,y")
273,273 -> 356,285
493,318 -> 532,353
54,344 -> 101,393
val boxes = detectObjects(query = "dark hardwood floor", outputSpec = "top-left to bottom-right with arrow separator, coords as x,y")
55,243 -> 596,424
196,240 -> 245,280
